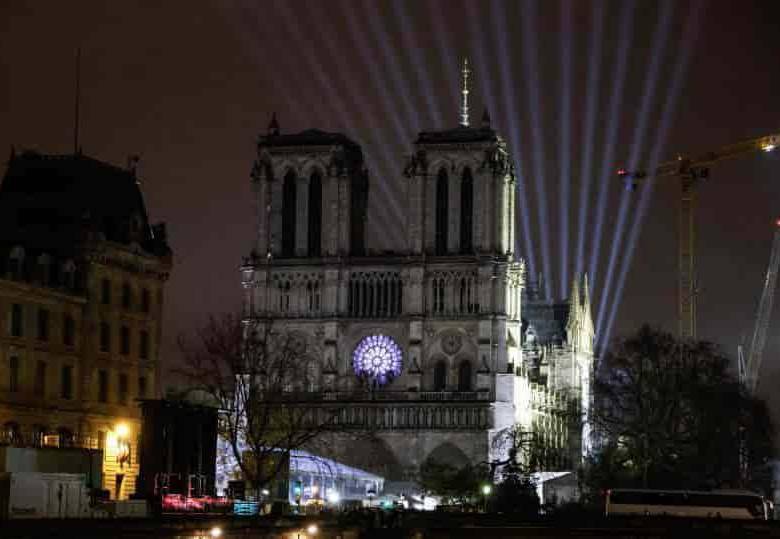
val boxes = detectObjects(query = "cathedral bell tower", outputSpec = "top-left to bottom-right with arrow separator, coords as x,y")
250,116 -> 369,259
403,59 -> 516,258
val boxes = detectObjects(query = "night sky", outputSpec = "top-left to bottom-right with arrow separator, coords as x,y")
2,1 -> 780,410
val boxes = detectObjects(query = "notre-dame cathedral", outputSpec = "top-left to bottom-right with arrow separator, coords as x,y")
240,69 -> 594,484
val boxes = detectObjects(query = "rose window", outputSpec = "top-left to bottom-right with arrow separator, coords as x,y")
352,334 -> 403,386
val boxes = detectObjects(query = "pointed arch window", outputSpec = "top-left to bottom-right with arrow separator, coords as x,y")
308,172 -> 322,256
281,171 -> 297,257
435,169 -> 449,255
457,360 -> 472,391
433,360 -> 447,391
460,168 -> 473,252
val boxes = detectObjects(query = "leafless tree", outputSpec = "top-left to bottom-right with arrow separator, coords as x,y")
176,314 -> 340,496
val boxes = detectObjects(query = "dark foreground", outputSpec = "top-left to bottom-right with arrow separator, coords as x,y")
3,514 -> 780,539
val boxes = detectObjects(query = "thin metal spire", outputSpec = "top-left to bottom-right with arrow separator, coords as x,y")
73,47 -> 81,155
460,57 -> 470,127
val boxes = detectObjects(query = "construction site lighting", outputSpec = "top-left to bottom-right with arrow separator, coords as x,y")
762,143 -> 776,153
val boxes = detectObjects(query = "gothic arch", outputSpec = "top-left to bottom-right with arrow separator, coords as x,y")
435,168 -> 449,255
307,170 -> 323,256
281,170 -> 297,256
460,167 -> 474,253
432,357 -> 448,391
423,442 -> 471,469
456,356 -> 474,391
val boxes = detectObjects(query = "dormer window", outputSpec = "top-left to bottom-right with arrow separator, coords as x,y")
62,260 -> 76,290
8,246 -> 24,279
37,253 -> 51,285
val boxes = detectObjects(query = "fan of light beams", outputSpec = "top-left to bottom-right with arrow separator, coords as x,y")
352,334 -> 403,386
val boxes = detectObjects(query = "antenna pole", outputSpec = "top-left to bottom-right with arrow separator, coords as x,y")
73,48 -> 81,155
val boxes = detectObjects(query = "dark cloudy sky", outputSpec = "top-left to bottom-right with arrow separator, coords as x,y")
2,0 -> 780,405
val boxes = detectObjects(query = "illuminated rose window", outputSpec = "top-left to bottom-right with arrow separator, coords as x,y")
352,334 -> 403,386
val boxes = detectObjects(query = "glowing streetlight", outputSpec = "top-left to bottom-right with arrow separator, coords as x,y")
306,524 -> 318,535
481,484 -> 492,513
762,143 -> 776,153
210,527 -> 222,538
326,489 -> 340,504
115,422 -> 130,438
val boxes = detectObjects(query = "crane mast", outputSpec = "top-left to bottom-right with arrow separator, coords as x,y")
619,132 -> 780,339
746,222 -> 780,393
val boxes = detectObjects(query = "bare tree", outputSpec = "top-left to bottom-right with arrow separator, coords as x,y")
589,325 -> 774,493
176,314 -> 339,496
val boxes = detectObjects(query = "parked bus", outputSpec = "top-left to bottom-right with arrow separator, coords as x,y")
605,489 -> 768,520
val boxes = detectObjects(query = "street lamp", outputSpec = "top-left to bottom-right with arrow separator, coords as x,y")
210,527 -> 222,538
481,484 -> 492,513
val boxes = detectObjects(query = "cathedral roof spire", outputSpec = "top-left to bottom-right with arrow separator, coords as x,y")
460,57 -> 470,127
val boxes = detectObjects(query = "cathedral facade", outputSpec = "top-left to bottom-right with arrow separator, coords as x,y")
241,107 -> 594,482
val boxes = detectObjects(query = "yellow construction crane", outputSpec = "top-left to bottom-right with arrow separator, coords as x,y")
618,132 -> 780,339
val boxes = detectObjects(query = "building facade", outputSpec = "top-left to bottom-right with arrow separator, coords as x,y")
0,151 -> 171,499
241,107 -> 593,483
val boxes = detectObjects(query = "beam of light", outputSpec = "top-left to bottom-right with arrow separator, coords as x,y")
587,0 -> 637,297
425,1 -> 461,123
575,0 -> 605,280
361,1 -> 422,135
339,3 -> 409,144
599,0 -> 706,354
596,0 -> 674,337
219,2 -> 317,126
389,1 -> 443,128
491,0 -> 537,278
463,1 -> 496,118
520,0 -> 553,300
300,2 -> 408,249
559,0 -> 573,299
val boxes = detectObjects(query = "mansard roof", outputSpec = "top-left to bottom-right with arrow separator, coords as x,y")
415,125 -> 499,145
258,128 -> 362,150
0,150 -> 170,258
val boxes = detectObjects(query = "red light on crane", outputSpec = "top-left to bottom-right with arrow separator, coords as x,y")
775,218 -> 780,228
617,168 -> 627,177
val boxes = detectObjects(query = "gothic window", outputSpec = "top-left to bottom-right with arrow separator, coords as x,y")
457,360 -> 472,392
308,172 -> 322,256
281,171 -> 297,257
435,169 -> 449,255
460,168 -> 474,252
433,360 -> 447,391
278,280 -> 291,312
306,280 -> 321,312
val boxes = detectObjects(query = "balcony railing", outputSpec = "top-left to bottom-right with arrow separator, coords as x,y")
319,389 -> 492,402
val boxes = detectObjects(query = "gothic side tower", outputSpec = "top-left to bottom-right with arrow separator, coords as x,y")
250,116 -> 369,259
